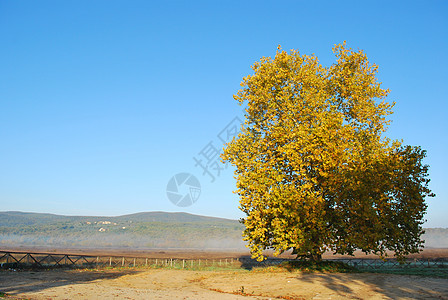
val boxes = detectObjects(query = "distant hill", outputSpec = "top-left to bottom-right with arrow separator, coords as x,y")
1,211 -> 447,250
0,211 -> 238,227
0,211 -> 245,250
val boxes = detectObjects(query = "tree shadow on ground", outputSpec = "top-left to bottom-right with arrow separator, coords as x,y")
295,271 -> 448,299
237,255 -> 257,270
235,258 -> 448,299
237,255 -> 290,271
295,272 -> 363,297
0,268 -> 139,297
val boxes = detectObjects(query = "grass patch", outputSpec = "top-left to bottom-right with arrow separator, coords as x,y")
89,263 -> 244,272
249,260 -> 448,278
251,260 -> 355,273
47,260 -> 448,279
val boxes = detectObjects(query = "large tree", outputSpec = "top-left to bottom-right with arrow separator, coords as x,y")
222,43 -> 434,262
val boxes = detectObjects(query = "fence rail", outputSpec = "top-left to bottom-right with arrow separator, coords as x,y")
1,250 -> 447,271
334,257 -> 448,270
0,251 -> 241,269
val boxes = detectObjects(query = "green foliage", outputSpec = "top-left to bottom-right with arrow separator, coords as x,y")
276,260 -> 355,273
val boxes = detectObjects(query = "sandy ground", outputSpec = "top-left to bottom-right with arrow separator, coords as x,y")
1,268 -> 448,299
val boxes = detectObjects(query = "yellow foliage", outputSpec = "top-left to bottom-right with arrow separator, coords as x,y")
222,42 -> 434,262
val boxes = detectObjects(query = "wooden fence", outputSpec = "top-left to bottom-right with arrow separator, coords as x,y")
0,251 -> 240,269
242,256 -> 448,270
1,250 -> 447,271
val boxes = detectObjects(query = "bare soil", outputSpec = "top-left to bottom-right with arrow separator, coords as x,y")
1,268 -> 448,299
2,248 -> 448,299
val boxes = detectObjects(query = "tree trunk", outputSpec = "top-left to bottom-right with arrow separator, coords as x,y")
310,253 -> 322,262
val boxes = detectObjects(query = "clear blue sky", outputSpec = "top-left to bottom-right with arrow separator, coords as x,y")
0,1 -> 447,227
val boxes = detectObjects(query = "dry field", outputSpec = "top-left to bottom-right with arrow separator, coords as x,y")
1,248 -> 448,299
2,267 -> 448,299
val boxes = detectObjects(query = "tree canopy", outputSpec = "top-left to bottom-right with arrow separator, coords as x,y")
222,43 -> 434,261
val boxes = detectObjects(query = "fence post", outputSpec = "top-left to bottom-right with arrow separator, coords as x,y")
145,258 -> 148,266
133,258 -> 136,267
182,259 -> 185,269
122,257 -> 125,267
